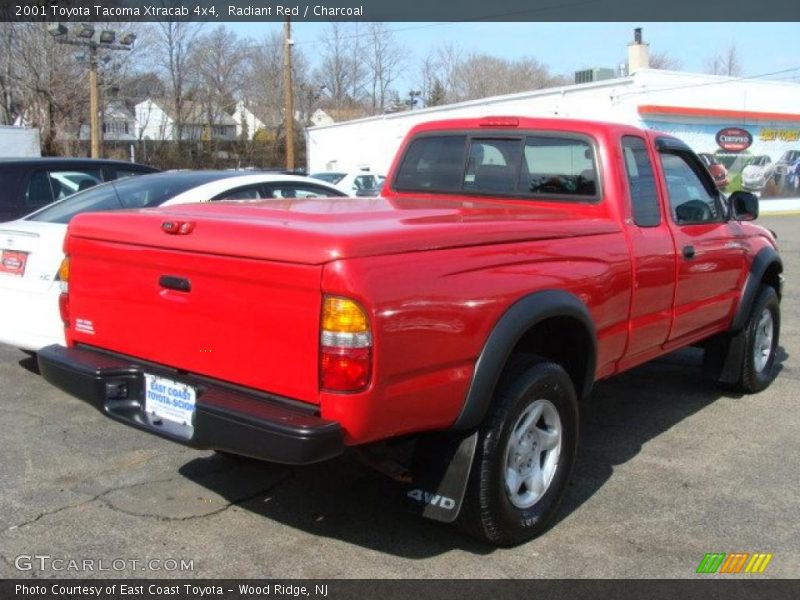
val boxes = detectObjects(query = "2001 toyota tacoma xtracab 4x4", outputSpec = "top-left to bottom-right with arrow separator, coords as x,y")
39,117 -> 783,546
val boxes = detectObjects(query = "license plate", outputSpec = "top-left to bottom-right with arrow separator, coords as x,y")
0,250 -> 28,277
144,374 -> 196,426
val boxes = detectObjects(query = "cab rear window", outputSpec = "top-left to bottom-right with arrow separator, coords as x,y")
394,133 -> 599,200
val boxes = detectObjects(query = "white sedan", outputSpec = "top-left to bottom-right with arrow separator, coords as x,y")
310,171 -> 386,196
0,171 -> 346,351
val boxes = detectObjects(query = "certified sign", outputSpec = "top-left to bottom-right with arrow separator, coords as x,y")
716,127 -> 753,152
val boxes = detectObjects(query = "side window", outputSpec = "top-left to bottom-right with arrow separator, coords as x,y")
464,138 -> 522,193
25,170 -> 55,208
48,169 -> 103,198
353,175 -> 378,190
520,136 -> 598,196
659,152 -> 722,225
114,168 -> 149,180
268,184 -> 344,199
621,136 -> 661,227
394,135 -> 467,192
214,186 -> 264,201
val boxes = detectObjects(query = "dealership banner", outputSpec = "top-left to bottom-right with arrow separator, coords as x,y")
3,0 -> 800,22
3,579 -> 800,600
644,120 -> 800,199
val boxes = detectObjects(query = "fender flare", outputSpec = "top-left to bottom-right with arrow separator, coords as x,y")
452,289 -> 597,431
730,246 -> 783,333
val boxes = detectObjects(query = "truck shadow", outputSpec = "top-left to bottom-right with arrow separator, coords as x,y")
180,346 -> 788,558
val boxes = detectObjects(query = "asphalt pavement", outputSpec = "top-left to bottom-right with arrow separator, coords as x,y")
1,216 -> 798,579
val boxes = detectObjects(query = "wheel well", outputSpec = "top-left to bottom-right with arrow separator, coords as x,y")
762,261 -> 783,299
508,316 -> 593,399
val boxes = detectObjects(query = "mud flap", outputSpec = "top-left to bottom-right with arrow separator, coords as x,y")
702,331 -> 746,384
404,430 -> 477,523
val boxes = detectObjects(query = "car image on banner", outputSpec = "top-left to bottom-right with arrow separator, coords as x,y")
0,171 -> 346,352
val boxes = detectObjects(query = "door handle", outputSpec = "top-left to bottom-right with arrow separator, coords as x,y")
159,275 -> 191,292
682,245 -> 695,260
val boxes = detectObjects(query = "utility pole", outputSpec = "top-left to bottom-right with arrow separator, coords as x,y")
283,17 -> 295,170
47,24 -> 135,159
88,45 -> 100,158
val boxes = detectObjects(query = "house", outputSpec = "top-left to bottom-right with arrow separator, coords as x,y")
231,101 -> 266,140
134,98 -> 237,141
79,102 -> 136,142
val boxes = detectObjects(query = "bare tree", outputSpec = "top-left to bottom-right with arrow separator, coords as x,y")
364,23 -> 404,113
149,21 -> 203,140
451,53 -> 566,101
244,29 -> 312,145
315,23 -> 355,110
705,44 -> 742,77
188,25 -> 249,131
3,23 -> 89,153
648,51 -> 683,70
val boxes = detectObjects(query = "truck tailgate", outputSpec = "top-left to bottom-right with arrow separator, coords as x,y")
66,234 -> 322,404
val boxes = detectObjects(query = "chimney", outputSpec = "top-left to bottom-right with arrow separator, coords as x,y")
628,27 -> 650,73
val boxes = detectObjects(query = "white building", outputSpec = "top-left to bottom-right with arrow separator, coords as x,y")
231,101 -> 266,140
0,125 -> 41,157
307,36 -> 800,200
80,102 -> 136,142
135,98 -> 237,141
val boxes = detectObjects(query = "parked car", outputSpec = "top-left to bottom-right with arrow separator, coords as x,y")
773,150 -> 800,194
0,158 -> 159,222
741,155 -> 774,192
698,153 -> 729,189
310,171 -> 386,196
0,171 -> 346,352
39,117 -> 782,546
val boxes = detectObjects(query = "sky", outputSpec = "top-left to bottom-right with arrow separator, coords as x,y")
225,21 -> 800,93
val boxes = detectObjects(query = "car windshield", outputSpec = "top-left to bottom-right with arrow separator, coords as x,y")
311,172 -> 346,184
780,151 -> 800,162
26,171 -> 230,224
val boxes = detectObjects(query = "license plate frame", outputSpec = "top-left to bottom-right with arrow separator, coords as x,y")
143,373 -> 197,427
0,250 -> 28,277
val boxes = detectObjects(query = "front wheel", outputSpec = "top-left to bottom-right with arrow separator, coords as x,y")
737,286 -> 780,393
457,356 -> 579,546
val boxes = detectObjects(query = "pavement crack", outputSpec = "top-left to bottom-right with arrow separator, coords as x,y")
6,476 -> 178,531
98,472 -> 294,522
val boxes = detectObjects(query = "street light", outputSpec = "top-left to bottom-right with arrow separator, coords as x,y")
76,24 -> 95,39
47,23 -> 67,38
46,24 -> 134,158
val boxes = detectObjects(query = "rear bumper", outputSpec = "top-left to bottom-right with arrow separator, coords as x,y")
0,285 -> 64,351
38,344 -> 344,465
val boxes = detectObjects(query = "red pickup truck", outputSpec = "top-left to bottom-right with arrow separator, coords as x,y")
39,117 -> 783,546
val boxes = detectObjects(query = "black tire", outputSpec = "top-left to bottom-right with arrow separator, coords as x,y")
736,286 -> 780,393
457,355 -> 579,546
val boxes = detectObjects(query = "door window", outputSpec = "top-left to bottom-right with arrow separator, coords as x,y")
621,136 -> 661,227
660,153 -> 722,225
48,169 -> 103,198
24,171 -> 55,208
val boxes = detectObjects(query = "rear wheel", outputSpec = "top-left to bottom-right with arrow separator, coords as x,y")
457,356 -> 579,546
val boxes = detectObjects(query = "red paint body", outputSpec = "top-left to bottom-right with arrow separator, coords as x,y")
63,117 -> 777,445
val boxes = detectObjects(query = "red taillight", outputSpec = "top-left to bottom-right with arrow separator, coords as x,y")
320,296 -> 372,392
58,292 -> 69,326
321,346 -> 371,391
57,256 -> 70,326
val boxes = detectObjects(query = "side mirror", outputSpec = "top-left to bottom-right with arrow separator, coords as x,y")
729,191 -> 759,221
